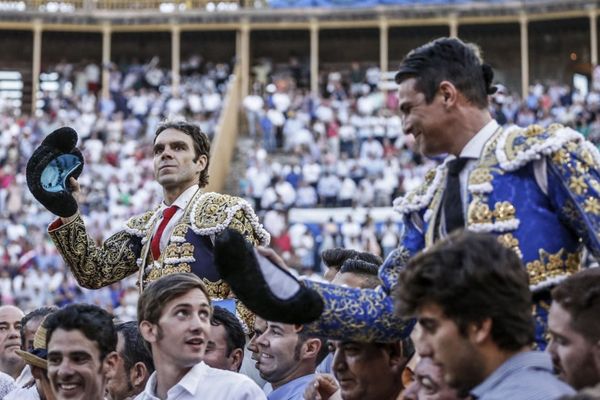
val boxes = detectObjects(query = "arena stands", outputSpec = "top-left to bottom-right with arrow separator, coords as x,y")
0,0 -> 599,306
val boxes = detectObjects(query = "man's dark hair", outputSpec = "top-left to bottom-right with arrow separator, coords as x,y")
321,248 -> 358,270
21,306 -> 57,348
210,307 -> 245,356
394,231 -> 534,351
355,251 -> 383,266
45,304 -> 117,361
154,120 -> 211,187
339,259 -> 380,289
321,248 -> 382,271
395,37 -> 497,109
116,321 -> 155,375
552,268 -> 600,342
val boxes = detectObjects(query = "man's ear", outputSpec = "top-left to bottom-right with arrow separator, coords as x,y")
30,366 -> 45,380
301,338 -> 323,360
230,348 -> 244,372
438,81 -> 458,108
386,341 -> 407,369
139,320 -> 158,344
195,154 -> 208,171
103,351 -> 120,380
130,361 -> 151,388
469,318 -> 493,345
591,339 -> 600,374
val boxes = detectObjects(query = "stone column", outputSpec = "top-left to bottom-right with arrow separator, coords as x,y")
310,18 -> 319,96
379,17 -> 388,74
449,13 -> 458,38
171,23 -> 181,97
520,12 -> 529,100
237,19 -> 250,99
101,22 -> 111,100
32,19 -> 42,113
590,7 -> 598,67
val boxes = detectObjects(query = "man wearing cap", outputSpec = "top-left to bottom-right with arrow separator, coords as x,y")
28,121 -> 269,332
9,319 -> 56,400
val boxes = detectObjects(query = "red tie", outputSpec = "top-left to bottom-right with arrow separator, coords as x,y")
151,205 -> 178,260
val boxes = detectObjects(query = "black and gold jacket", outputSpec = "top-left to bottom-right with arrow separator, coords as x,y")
49,190 -> 270,332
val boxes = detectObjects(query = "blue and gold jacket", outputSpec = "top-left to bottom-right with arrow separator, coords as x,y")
303,124 -> 600,345
49,190 -> 270,332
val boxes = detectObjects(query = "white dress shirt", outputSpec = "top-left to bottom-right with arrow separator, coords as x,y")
134,362 -> 266,400
4,385 -> 40,400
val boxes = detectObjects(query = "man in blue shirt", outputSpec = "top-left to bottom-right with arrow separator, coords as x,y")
394,231 -> 574,400
254,321 -> 326,400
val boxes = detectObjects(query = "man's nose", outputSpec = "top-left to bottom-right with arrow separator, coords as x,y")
401,118 -> 413,136
161,146 -> 174,159
57,360 -> 75,377
8,327 -> 20,339
546,339 -> 557,356
189,314 -> 206,332
331,349 -> 346,373
413,330 -> 433,357
255,332 -> 269,349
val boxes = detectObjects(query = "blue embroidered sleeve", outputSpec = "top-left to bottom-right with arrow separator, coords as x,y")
301,215 -> 422,342
547,140 -> 600,258
302,281 -> 414,342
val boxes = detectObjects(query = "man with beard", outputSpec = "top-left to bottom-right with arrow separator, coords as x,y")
548,268 -> 600,392
394,231 -> 573,399
107,321 -> 154,400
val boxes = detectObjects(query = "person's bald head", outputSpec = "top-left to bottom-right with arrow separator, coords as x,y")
0,305 -> 25,378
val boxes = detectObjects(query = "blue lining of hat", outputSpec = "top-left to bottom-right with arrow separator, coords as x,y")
40,154 -> 82,193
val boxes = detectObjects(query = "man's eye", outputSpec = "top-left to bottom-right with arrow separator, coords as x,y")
551,335 -> 568,346
176,310 -> 189,317
420,377 -> 437,393
47,356 -> 60,365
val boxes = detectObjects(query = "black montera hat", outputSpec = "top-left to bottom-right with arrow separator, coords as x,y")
26,127 -> 84,217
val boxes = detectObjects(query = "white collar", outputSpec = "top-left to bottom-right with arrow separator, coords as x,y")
161,185 -> 199,211
142,362 -> 207,398
459,119 -> 499,159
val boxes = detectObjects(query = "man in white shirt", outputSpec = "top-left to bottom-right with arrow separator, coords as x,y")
136,273 -> 265,400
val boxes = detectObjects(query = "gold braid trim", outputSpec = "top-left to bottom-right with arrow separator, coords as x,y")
189,192 -> 270,246
49,215 -> 139,289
